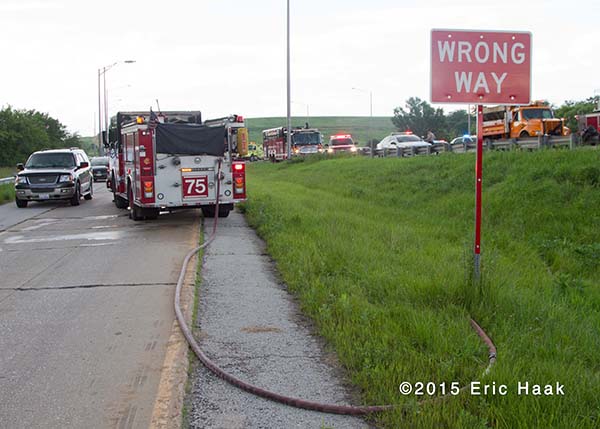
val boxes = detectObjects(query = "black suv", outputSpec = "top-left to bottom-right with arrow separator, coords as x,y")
14,148 -> 93,208
90,156 -> 109,181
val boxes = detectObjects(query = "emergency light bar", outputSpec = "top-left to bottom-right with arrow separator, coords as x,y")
332,134 -> 351,139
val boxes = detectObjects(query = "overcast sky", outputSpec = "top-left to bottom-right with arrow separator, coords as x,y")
1,0 -> 598,136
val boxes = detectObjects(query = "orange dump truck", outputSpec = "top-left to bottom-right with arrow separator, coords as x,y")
482,101 -> 569,139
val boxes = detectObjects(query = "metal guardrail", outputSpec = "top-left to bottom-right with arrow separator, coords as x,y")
372,134 -> 581,158
0,176 -> 14,185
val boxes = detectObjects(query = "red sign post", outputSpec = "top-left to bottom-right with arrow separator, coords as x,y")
430,29 -> 531,280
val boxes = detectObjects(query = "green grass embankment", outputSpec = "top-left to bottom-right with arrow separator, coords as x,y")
0,184 -> 15,204
0,167 -> 15,204
0,167 -> 15,178
243,149 -> 600,428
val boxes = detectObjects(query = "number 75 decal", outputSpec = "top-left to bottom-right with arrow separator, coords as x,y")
182,176 -> 209,198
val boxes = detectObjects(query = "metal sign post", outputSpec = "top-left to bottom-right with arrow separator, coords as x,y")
430,29 -> 532,283
286,0 -> 292,160
474,105 -> 483,281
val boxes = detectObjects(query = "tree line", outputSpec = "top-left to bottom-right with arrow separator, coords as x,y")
0,106 -> 95,168
392,96 -> 599,141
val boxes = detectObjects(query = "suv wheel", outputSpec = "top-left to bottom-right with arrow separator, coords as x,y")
15,198 -> 28,208
84,181 -> 93,200
70,183 -> 81,206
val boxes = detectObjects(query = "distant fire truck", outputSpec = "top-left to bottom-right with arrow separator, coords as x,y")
262,126 -> 323,161
106,111 -> 247,220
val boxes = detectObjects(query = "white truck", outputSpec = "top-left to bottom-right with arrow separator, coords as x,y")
107,111 -> 248,220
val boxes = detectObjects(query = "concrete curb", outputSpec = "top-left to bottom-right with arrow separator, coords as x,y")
149,216 -> 199,429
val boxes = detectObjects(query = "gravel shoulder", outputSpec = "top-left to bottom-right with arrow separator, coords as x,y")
186,210 -> 368,429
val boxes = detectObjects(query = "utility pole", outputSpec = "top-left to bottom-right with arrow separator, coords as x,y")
286,0 -> 292,160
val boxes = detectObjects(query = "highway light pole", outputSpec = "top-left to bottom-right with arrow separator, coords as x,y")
468,104 -> 471,135
97,60 -> 136,155
286,0 -> 291,159
352,87 -> 373,157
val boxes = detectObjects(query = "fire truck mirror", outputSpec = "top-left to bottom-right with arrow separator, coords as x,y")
108,128 -> 118,145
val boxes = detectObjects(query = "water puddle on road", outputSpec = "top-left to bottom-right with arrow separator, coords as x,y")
4,231 -> 124,244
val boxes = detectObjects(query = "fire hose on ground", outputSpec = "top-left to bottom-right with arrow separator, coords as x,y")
174,159 -> 497,415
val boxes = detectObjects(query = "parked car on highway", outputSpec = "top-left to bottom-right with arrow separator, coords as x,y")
376,132 -> 432,150
450,135 -> 477,145
14,148 -> 93,208
90,156 -> 109,181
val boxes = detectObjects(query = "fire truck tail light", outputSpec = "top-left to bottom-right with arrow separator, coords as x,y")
144,181 -> 153,198
234,177 -> 244,194
232,161 -> 246,198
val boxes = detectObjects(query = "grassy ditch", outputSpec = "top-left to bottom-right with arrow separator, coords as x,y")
1,166 -> 16,205
0,166 -> 16,178
243,149 -> 600,428
0,183 -> 15,204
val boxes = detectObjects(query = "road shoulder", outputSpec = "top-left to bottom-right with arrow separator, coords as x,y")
186,211 -> 367,428
149,216 -> 199,428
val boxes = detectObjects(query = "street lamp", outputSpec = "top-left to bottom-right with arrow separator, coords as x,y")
286,0 -> 291,159
97,60 -> 135,154
352,87 -> 373,157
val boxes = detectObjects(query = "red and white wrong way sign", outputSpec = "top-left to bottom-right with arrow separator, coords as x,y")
431,29 -> 531,105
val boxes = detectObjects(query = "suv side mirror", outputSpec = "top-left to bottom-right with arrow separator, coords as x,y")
79,161 -> 89,169
16,163 -> 24,171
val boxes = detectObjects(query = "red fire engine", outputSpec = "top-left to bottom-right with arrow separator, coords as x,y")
262,126 -> 323,161
106,111 -> 247,220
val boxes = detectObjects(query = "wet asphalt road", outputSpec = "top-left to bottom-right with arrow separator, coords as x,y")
186,211 -> 368,429
0,185 -> 200,428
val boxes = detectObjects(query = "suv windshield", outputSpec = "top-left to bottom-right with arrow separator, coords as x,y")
91,157 -> 109,166
292,132 -> 321,145
25,153 -> 76,169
